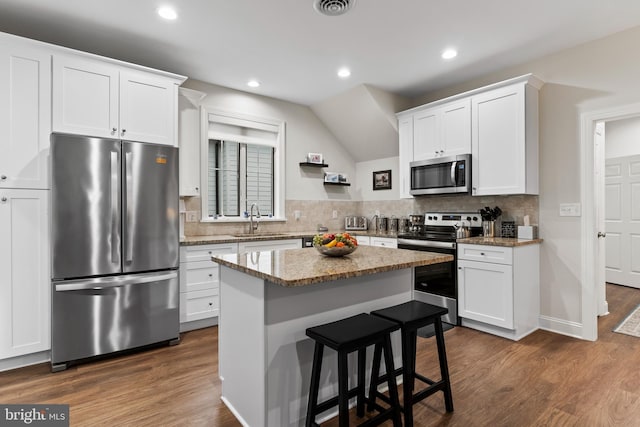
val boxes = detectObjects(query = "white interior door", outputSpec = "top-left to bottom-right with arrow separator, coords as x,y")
605,154 -> 640,287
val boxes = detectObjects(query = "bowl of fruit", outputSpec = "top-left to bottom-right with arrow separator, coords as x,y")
313,232 -> 358,257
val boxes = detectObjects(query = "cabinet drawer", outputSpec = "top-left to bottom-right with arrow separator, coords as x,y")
180,243 -> 238,263
179,263 -> 218,293
370,237 -> 397,248
180,288 -> 219,323
458,244 -> 512,265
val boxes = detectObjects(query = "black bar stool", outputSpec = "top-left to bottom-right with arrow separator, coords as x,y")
368,300 -> 454,427
305,313 -> 402,427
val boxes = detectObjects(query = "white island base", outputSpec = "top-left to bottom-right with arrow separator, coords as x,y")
218,266 -> 412,427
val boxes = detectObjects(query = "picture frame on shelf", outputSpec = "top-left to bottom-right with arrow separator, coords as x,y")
324,172 -> 347,183
307,152 -> 323,164
373,170 -> 392,190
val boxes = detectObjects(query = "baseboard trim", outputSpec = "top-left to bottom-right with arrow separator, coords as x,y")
0,351 -> 50,372
538,315 -> 585,340
180,316 -> 218,333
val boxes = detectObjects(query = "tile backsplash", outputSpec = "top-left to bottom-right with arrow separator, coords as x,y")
182,195 -> 538,237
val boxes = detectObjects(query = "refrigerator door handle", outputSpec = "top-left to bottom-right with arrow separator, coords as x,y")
110,151 -> 119,264
125,151 -> 134,263
55,271 -> 178,292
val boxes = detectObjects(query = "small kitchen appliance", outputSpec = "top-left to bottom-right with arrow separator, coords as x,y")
410,154 -> 471,196
344,216 -> 368,231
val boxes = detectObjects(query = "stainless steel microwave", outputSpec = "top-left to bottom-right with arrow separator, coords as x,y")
410,154 -> 471,195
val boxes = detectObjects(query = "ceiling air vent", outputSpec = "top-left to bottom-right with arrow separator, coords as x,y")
313,0 -> 356,16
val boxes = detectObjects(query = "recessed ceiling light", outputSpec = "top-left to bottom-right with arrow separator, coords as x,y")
247,80 -> 260,88
158,6 -> 177,20
442,49 -> 458,60
337,68 -> 351,78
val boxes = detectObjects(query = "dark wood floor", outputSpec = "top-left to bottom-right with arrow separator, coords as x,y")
1,283 -> 639,427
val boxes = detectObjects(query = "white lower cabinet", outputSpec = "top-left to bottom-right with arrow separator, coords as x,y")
370,236 -> 397,248
179,243 -> 237,331
0,189 -> 50,360
457,243 -> 539,341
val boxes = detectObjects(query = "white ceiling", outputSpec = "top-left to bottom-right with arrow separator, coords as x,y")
1,0 -> 640,106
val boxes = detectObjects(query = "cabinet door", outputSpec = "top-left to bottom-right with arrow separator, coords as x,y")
120,70 -> 177,146
413,108 -> 439,161
458,259 -> 513,329
178,88 -> 206,195
440,99 -> 471,157
471,84 -> 526,195
52,55 -> 119,138
0,189 -> 50,359
0,42 -> 51,190
397,114 -> 414,198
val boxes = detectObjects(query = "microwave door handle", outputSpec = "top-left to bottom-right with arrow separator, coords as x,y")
450,161 -> 458,185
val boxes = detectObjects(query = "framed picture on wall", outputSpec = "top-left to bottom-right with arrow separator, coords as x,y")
373,170 -> 392,190
307,153 -> 324,164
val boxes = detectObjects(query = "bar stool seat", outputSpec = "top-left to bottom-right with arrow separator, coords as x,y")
369,300 -> 454,427
305,313 -> 402,427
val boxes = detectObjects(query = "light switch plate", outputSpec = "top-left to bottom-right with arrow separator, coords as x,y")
559,203 -> 581,217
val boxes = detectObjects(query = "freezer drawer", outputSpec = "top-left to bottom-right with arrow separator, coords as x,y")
51,270 -> 179,369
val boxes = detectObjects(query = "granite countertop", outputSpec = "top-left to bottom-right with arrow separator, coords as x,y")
181,230 -> 398,245
211,246 -> 453,287
457,236 -> 543,247
181,232 -> 317,245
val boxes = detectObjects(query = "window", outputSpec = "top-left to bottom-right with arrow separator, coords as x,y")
208,140 -> 274,217
200,109 -> 285,221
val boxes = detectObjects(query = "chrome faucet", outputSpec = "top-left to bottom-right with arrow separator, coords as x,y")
249,203 -> 261,234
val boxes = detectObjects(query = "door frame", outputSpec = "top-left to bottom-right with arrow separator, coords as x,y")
580,102 -> 640,341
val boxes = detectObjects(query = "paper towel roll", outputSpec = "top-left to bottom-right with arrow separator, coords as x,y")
524,215 -> 530,226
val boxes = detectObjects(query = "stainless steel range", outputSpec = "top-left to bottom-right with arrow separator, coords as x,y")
397,212 -> 482,325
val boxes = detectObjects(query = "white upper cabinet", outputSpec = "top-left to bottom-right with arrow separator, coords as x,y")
53,54 -> 185,146
178,88 -> 207,196
413,98 -> 471,162
471,77 -> 542,196
0,37 -> 51,190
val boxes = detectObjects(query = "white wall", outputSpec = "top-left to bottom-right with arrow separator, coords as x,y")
605,116 -> 640,158
183,79 -> 358,201
354,156 -> 400,201
413,24 -> 640,332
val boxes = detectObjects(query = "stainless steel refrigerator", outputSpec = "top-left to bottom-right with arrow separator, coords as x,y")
50,133 -> 180,371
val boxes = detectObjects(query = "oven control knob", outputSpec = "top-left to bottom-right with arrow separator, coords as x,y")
473,216 -> 478,221
466,216 -> 472,221
433,215 -> 438,221
427,216 -> 432,220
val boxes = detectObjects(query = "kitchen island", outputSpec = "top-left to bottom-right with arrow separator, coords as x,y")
211,246 -> 452,427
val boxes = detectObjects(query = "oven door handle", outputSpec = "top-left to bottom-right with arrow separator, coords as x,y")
397,239 -> 456,250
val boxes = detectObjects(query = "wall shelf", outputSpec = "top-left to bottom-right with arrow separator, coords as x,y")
299,162 -> 328,167
323,182 -> 351,186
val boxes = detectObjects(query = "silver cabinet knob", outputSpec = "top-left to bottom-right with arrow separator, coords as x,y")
1,197 -> 7,202
434,151 -> 439,155
121,129 -> 127,135
0,175 -> 6,180
111,127 -> 117,135
598,232 -> 606,238
440,150 -> 444,154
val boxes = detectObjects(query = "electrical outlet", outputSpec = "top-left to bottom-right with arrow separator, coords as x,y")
332,210 -> 338,219
294,210 -> 301,220
186,211 -> 198,222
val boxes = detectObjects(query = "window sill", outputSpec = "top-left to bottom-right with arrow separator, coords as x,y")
199,216 -> 288,224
